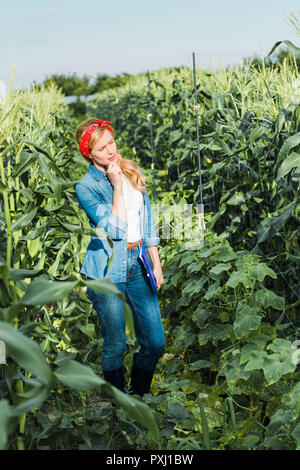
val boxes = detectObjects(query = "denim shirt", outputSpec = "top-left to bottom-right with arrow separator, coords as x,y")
75,163 -> 160,282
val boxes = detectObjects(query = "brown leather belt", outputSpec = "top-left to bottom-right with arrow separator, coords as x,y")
127,239 -> 143,250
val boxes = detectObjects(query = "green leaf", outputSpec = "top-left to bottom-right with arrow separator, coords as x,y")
240,338 -> 296,385
287,383 -> 300,417
178,250 -> 196,268
233,302 -> 261,338
12,384 -> 50,416
0,137 -> 21,160
248,264 -> 276,282
21,139 -> 51,159
168,379 -> 192,391
196,245 -> 222,259
0,262 -> 9,287
220,350 -> 252,393
19,187 -> 34,202
154,123 -> 172,147
203,281 -> 221,300
240,345 -> 268,371
169,130 -> 182,145
0,322 -> 53,383
19,279 -> 79,305
209,263 -> 232,275
55,360 -> 159,438
12,151 -> 39,178
36,153 -> 57,187
209,160 -> 226,175
54,359 -> 106,390
263,409 -> 293,449
199,143 -> 222,151
110,387 -> 159,439
0,400 -> 12,450
278,131 -> 300,161
27,237 -> 40,258
167,402 -> 193,421
8,268 -> 42,281
85,278 -> 123,295
85,279 -> 134,333
267,40 -> 300,57
226,192 -> 246,206
263,353 -> 295,385
0,180 -> 7,191
26,140 -> 64,181
225,271 -> 251,289
182,277 -> 208,296
277,152 -> 300,180
187,261 -> 205,274
256,200 -> 296,244
247,334 -> 272,350
19,221 -> 48,240
123,302 -> 135,336
78,324 -> 95,339
12,207 -> 37,231
53,350 -> 77,366
197,398 -> 211,450
0,303 -> 25,323
174,324 -> 197,350
292,422 -> 300,450
190,360 -> 212,370
255,287 -> 285,310
54,180 -> 62,201
192,306 -> 210,328
198,324 -> 232,346
48,240 -> 69,276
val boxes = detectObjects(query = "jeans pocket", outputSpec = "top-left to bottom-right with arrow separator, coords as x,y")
127,262 -> 137,278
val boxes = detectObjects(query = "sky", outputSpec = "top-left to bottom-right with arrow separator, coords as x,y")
1,0 -> 300,90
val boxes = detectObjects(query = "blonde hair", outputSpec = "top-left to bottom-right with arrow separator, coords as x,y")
75,118 -> 147,193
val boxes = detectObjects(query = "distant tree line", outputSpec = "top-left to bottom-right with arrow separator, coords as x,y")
38,47 -> 300,98
37,72 -> 133,96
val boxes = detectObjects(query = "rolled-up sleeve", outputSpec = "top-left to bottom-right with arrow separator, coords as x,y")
75,182 -> 127,239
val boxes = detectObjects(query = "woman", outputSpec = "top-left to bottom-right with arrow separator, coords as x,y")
75,118 -> 165,397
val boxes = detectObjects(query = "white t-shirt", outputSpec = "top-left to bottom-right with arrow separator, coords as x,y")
121,174 -> 143,242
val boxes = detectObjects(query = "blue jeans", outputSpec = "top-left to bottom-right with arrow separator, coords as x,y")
86,245 -> 165,371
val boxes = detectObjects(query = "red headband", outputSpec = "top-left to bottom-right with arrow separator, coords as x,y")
79,119 -> 114,159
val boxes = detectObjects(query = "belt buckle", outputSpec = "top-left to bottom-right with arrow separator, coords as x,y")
127,239 -> 142,250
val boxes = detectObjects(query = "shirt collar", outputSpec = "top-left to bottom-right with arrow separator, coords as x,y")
88,163 -> 108,182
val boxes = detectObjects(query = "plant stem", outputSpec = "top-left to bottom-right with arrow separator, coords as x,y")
0,154 -> 13,270
16,380 -> 26,450
197,397 -> 211,450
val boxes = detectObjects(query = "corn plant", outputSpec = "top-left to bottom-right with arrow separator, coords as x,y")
0,85 -> 159,450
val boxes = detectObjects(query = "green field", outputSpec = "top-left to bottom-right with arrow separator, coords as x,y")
0,50 -> 299,450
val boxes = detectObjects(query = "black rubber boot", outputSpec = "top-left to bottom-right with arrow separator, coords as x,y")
103,365 -> 125,392
129,353 -> 156,397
